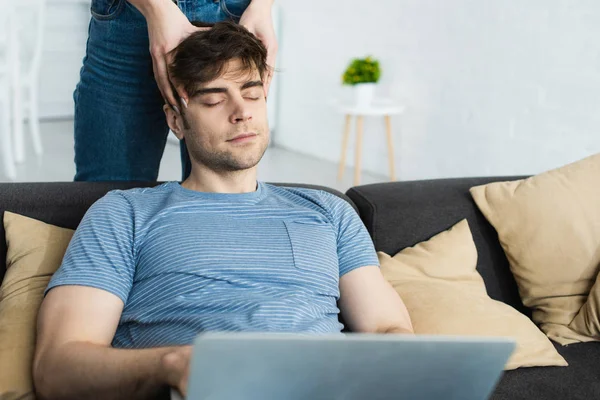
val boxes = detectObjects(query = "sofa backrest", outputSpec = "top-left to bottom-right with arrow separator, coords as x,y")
0,182 -> 356,283
346,177 -> 530,316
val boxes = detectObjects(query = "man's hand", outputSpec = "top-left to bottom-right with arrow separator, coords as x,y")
239,0 -> 278,97
129,0 -> 206,111
160,345 -> 193,397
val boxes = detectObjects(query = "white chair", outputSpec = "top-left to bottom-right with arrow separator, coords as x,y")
0,0 -> 17,180
12,0 -> 46,163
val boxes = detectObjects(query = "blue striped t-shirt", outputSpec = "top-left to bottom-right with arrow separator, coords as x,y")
46,182 -> 379,348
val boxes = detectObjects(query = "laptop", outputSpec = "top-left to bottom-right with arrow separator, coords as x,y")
177,332 -> 515,400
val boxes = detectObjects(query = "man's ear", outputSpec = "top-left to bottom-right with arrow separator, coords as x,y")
163,104 -> 184,140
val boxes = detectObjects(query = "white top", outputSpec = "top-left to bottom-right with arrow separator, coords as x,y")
332,99 -> 405,116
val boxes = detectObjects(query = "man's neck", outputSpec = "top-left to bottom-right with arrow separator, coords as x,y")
181,167 -> 259,194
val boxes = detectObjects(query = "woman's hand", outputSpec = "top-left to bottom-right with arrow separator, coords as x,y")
129,0 -> 206,111
239,0 -> 278,97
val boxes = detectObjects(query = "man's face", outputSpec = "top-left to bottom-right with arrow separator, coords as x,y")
173,59 -> 270,173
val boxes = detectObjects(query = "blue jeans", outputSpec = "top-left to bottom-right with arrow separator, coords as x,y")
74,0 -> 251,181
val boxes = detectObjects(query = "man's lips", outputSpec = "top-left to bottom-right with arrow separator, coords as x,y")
227,133 -> 257,143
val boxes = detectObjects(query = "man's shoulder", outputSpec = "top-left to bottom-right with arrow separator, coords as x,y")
104,182 -> 175,201
264,184 -> 355,220
109,182 -> 175,198
265,184 -> 348,205
88,182 -> 177,217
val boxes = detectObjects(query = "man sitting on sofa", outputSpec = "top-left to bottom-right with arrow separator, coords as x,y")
33,21 -> 413,400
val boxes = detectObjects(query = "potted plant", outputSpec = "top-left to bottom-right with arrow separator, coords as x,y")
342,56 -> 381,107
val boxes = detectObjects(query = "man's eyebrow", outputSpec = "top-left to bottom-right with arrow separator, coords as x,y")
190,81 -> 263,97
240,80 -> 263,90
190,87 -> 228,97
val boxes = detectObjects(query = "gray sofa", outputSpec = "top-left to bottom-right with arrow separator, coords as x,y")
1,179 -> 599,399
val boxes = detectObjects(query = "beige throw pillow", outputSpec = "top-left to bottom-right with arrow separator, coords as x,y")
570,265 -> 600,338
0,212 -> 74,398
380,219 -> 567,370
470,153 -> 600,345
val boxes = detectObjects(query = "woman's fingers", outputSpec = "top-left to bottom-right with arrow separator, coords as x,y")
153,50 -> 179,113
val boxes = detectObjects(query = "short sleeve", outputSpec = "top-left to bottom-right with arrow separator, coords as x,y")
330,197 -> 379,277
45,191 -> 136,303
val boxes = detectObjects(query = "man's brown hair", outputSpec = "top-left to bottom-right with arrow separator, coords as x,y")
169,21 -> 269,97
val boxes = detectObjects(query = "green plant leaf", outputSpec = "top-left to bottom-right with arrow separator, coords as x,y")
342,56 -> 381,85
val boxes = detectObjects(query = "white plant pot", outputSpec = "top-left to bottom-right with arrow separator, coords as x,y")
353,83 -> 376,108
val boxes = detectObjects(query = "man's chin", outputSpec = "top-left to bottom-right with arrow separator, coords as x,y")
228,158 -> 263,172
213,153 -> 264,172
227,147 -> 268,171
191,144 -> 267,173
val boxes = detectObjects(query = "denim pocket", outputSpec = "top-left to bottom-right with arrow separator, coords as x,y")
91,0 -> 124,21
284,219 -> 339,296
220,0 -> 252,20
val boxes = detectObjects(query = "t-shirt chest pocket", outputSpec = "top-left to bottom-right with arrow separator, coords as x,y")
283,219 -> 340,293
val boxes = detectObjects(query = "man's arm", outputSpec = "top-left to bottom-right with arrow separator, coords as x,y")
338,266 -> 414,334
33,286 -> 186,400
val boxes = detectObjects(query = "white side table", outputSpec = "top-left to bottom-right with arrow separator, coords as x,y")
335,101 -> 405,185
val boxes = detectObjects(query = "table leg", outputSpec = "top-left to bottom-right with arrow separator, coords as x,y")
354,116 -> 364,186
338,114 -> 352,180
385,115 -> 396,181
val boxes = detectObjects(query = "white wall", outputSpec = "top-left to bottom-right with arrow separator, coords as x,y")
38,0 -> 90,119
274,0 -> 600,180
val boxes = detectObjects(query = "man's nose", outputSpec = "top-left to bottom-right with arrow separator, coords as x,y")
230,100 -> 252,123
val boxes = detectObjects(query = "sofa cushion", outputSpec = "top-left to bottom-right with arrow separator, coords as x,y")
491,342 -> 600,400
573,273 -> 600,338
470,153 -> 600,345
346,177 -> 529,315
379,219 -> 566,370
0,182 -> 356,284
0,212 -> 74,398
